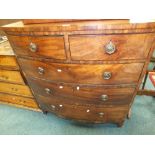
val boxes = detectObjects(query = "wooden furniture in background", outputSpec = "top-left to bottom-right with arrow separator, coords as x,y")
0,40 -> 39,111
2,20 -> 155,127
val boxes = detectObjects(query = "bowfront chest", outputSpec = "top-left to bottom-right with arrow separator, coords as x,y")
2,20 -> 155,127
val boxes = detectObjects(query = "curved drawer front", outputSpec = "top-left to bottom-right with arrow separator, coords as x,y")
37,94 -> 128,123
69,34 -> 154,60
19,58 -> 144,85
8,35 -> 66,60
27,77 -> 135,104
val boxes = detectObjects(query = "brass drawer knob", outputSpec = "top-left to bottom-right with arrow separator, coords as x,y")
101,94 -> 108,101
103,72 -> 112,80
29,42 -> 37,52
99,112 -> 104,117
45,88 -> 51,94
38,67 -> 44,74
105,41 -> 116,54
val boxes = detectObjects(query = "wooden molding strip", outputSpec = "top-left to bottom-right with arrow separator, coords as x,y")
137,89 -> 155,96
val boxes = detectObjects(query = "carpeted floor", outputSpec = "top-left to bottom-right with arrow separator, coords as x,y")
0,79 -> 154,135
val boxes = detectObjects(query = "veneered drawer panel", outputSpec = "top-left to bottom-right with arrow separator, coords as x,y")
19,58 -> 144,85
69,34 -> 154,60
27,77 -> 135,104
0,69 -> 25,85
37,94 -> 128,123
8,35 -> 66,60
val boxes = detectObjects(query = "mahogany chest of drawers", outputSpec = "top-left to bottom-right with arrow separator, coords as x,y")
2,20 -> 155,127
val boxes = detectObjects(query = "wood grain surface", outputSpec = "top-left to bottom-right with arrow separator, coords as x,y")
0,69 -> 25,85
27,77 -> 135,105
0,82 -> 33,98
0,55 -> 19,70
18,58 -> 144,85
69,34 -> 154,60
8,35 -> 66,60
36,94 -> 128,124
0,92 -> 38,109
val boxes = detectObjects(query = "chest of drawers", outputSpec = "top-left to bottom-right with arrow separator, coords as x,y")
2,20 -> 155,127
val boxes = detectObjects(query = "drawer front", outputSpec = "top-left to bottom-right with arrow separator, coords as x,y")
19,58 -> 144,85
69,34 -> 154,60
37,94 -> 128,123
27,77 -> 135,105
8,35 -> 66,60
0,69 -> 25,85
0,56 -> 19,70
0,93 -> 38,109
0,82 -> 33,98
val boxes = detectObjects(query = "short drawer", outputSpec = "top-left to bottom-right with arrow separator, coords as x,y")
69,34 -> 154,60
37,94 -> 128,123
8,35 -> 66,60
19,58 -> 144,85
27,77 -> 135,105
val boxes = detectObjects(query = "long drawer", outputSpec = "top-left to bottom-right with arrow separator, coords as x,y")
8,35 -> 66,60
18,58 -> 144,85
37,94 -> 128,123
27,77 -> 135,105
69,34 -> 154,60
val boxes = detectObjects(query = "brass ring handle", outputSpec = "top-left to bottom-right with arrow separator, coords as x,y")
45,88 -> 51,94
103,72 -> 112,80
29,42 -> 37,52
105,41 -> 116,54
101,94 -> 108,101
38,67 -> 44,74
